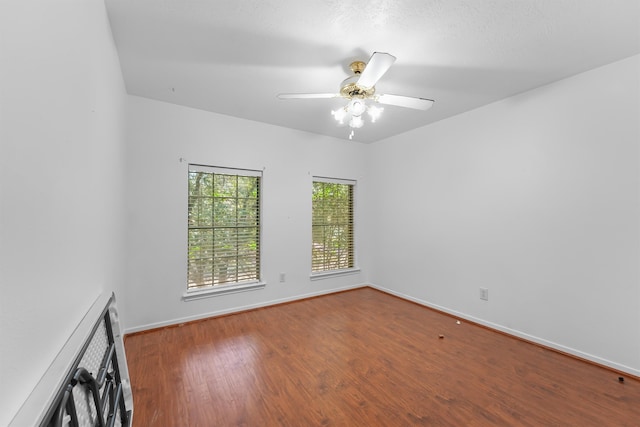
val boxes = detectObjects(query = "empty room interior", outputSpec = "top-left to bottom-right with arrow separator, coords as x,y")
2,0 -> 639,425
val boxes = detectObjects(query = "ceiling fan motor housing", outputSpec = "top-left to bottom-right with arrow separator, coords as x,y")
340,61 -> 376,99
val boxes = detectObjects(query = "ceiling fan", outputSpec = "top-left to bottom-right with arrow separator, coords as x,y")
277,52 -> 434,139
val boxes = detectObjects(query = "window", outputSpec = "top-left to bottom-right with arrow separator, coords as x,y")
312,177 -> 355,273
187,165 -> 261,292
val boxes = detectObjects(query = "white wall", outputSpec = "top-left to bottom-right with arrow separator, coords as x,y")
123,96 -> 369,331
367,55 -> 640,375
1,6 -> 636,424
0,1 -> 127,424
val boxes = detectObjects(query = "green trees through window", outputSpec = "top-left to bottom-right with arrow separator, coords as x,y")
312,179 -> 355,272
187,166 -> 261,289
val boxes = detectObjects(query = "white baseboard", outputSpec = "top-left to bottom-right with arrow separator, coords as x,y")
124,283 -> 367,335
368,283 -> 640,378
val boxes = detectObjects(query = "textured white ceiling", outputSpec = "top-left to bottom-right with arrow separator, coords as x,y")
105,0 -> 640,142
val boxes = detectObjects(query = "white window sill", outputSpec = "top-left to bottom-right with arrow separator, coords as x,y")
310,268 -> 361,281
182,281 -> 266,301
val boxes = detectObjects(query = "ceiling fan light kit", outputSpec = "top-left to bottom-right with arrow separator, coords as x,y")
331,98 -> 382,140
277,52 -> 435,140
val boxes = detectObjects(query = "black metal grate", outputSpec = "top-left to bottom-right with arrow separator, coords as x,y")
42,296 -> 131,427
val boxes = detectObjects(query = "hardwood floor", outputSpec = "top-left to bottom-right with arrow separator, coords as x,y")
124,288 -> 638,426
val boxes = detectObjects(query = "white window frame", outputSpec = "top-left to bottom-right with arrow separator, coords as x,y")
183,164 -> 265,301
310,176 -> 360,280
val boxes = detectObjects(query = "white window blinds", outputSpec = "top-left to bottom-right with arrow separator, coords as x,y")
187,165 -> 261,289
312,177 -> 355,272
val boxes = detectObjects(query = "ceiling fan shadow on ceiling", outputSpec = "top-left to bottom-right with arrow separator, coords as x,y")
277,52 -> 434,140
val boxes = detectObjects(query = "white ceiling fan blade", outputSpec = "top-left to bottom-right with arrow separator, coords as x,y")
277,93 -> 339,99
357,52 -> 396,88
377,94 -> 435,110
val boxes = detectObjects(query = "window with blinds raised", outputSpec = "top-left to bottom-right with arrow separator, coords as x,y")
312,178 -> 355,273
187,165 -> 261,290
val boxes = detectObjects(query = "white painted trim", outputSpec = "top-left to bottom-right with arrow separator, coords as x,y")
188,164 -> 262,177
368,283 -> 640,378
312,176 -> 356,185
125,283 -> 367,334
310,268 -> 361,281
182,281 -> 266,301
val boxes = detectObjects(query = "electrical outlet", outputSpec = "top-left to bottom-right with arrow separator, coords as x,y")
279,272 -> 286,283
480,287 -> 489,301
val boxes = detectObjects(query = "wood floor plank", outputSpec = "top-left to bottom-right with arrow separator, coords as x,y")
124,288 -> 639,426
